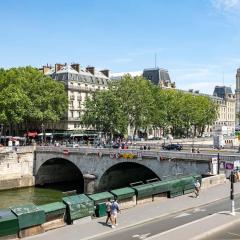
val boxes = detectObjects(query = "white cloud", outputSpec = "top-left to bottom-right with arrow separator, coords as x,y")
171,65 -> 235,94
177,82 -> 222,94
211,0 -> 240,12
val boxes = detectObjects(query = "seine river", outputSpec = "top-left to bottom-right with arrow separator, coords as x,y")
0,181 -> 82,208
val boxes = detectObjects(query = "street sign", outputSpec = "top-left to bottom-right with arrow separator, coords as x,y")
225,162 -> 234,170
219,161 -> 225,169
211,157 -> 218,175
234,160 -> 240,169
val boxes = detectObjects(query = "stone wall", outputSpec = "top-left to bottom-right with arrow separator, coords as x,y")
201,174 -> 226,189
0,147 -> 35,190
35,148 -> 210,192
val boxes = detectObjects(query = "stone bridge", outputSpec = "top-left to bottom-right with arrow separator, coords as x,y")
34,146 -> 228,193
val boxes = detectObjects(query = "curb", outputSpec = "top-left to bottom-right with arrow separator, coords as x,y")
80,192 -> 240,240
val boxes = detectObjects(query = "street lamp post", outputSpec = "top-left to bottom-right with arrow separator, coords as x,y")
217,152 -> 220,175
230,171 -> 235,216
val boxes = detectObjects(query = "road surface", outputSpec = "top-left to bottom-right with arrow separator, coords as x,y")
93,195 -> 240,240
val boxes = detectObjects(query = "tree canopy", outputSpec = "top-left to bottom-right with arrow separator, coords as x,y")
0,66 -> 68,133
82,74 -> 219,138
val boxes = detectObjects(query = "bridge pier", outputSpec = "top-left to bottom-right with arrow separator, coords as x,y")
83,174 -> 96,194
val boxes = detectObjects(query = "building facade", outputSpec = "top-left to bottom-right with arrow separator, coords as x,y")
111,67 -> 176,89
143,68 -> 176,89
235,68 -> 240,126
40,63 -> 110,131
212,86 -> 236,135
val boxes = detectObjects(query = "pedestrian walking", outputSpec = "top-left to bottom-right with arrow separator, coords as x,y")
194,180 -> 201,198
110,199 -> 120,228
105,198 -> 112,225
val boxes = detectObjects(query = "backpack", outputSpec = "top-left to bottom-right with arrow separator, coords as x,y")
111,201 -> 119,212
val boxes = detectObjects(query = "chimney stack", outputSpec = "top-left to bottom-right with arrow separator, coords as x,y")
86,66 -> 95,75
55,63 -> 64,72
71,63 -> 80,73
42,65 -> 51,74
100,69 -> 110,78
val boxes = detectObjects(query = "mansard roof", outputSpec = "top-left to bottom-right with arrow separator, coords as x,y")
56,65 -> 79,74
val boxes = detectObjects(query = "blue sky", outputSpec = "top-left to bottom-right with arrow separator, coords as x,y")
1,0 -> 240,94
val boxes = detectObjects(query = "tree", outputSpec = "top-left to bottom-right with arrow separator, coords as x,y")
82,90 -> 128,139
0,67 -> 68,134
81,73 -> 219,140
110,75 -> 155,137
192,95 -> 219,135
150,87 -> 168,136
0,84 -> 31,129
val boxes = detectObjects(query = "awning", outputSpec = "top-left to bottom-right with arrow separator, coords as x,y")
38,133 -> 52,137
27,132 -> 38,137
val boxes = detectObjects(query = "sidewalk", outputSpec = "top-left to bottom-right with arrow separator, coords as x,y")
26,182 -> 240,240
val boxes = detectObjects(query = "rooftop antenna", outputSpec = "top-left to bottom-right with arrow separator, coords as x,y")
154,53 -> 157,68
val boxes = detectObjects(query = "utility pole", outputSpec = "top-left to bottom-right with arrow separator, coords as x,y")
217,152 -> 220,174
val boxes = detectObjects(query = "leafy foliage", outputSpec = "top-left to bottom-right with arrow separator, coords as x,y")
0,67 -> 68,133
82,90 -> 128,138
82,74 -> 219,138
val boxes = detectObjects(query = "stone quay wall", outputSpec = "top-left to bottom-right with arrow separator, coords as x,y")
0,146 -> 35,190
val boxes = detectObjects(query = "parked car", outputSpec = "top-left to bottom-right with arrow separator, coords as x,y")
162,143 -> 183,151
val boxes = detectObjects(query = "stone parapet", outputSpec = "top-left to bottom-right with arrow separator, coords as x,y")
201,174 -> 226,189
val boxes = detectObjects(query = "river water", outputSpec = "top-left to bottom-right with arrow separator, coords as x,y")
0,181 -> 82,209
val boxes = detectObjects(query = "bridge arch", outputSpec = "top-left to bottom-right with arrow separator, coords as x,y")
97,161 -> 160,191
35,158 -> 84,193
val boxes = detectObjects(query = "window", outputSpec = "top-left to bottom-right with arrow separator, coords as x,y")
71,111 -> 74,118
70,101 -> 74,107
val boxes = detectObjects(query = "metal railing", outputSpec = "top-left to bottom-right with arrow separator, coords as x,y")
35,146 -> 235,162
